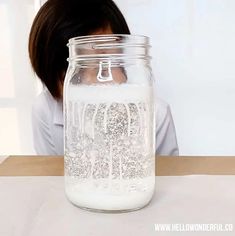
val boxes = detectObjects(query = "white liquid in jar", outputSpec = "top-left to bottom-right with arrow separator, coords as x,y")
64,83 -> 155,211
66,177 -> 155,211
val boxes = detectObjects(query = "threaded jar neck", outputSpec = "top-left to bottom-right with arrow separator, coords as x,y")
67,34 -> 151,65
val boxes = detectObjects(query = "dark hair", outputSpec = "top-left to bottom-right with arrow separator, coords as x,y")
28,0 -> 130,99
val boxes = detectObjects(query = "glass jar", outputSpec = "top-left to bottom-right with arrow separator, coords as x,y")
64,34 -> 155,213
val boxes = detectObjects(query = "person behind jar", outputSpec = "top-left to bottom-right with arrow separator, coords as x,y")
28,0 -> 179,156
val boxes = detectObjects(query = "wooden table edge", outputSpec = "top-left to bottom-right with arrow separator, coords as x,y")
0,156 -> 235,176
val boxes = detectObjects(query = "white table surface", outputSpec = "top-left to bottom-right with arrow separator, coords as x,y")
0,176 -> 234,236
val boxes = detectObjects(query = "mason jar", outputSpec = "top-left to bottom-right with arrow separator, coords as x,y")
64,34 -> 155,213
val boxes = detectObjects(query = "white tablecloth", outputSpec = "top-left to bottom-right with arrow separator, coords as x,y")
0,156 -> 8,164
0,176 -> 234,236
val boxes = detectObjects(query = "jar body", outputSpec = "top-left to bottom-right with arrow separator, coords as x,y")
64,35 -> 155,212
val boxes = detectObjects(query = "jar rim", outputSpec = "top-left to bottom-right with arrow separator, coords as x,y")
67,34 -> 149,47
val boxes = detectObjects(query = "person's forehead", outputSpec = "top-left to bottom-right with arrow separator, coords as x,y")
90,25 -> 113,35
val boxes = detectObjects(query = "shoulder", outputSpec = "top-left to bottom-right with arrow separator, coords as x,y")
155,97 -> 179,155
32,89 -> 55,122
31,89 -> 60,155
155,97 -> 175,135
155,97 -> 171,123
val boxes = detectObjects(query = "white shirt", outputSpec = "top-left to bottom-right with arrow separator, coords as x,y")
32,89 -> 179,156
